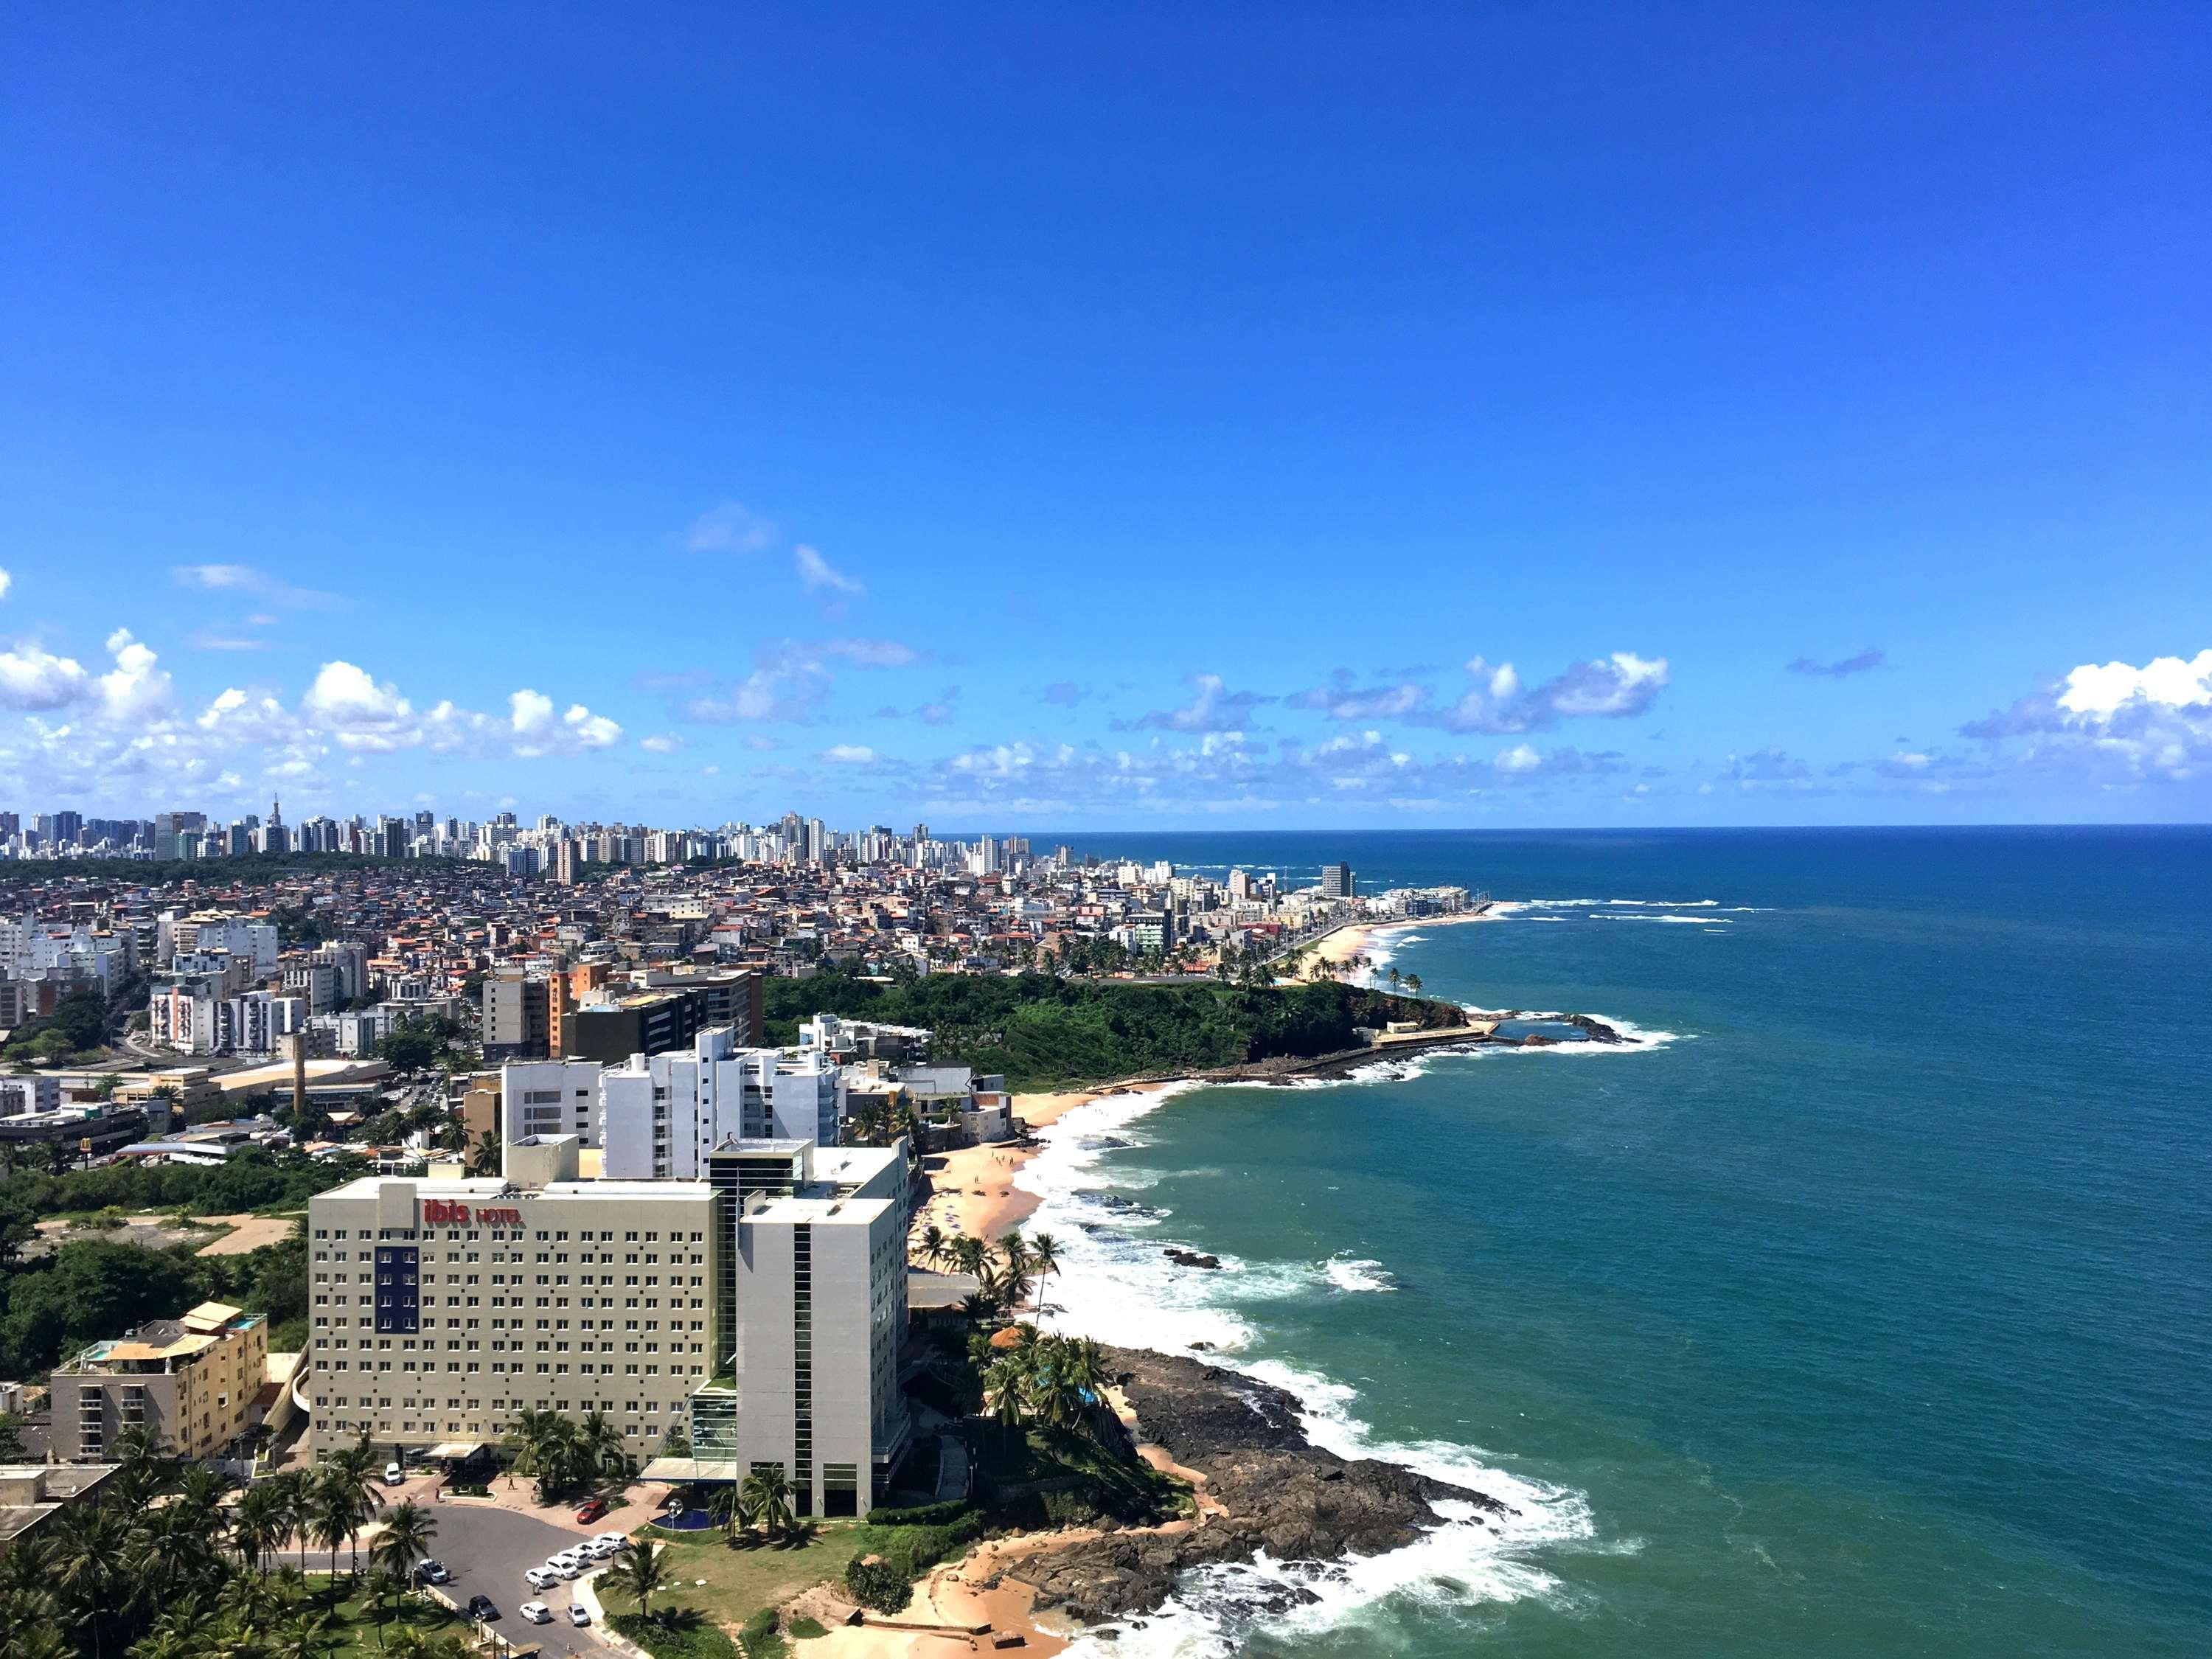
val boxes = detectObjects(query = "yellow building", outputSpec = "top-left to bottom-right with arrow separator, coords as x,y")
50,1301 -> 270,1461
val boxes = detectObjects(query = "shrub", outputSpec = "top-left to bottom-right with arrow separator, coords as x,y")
863,1498 -> 974,1528
737,1608 -> 786,1658
844,1555 -> 911,1615
609,1613 -> 741,1659
787,1617 -> 828,1639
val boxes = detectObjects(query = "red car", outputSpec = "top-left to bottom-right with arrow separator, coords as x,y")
574,1497 -> 609,1524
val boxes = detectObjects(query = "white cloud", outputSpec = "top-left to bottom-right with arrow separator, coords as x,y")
173,564 -> 338,608
1964,647 -> 2212,785
2057,650 -> 2212,719
0,568 -> 12,601
0,644 -> 90,710
821,744 -> 878,763
640,733 -> 683,754
1494,742 -> 1543,773
97,629 -> 173,722
1300,650 -> 1671,734
507,689 -> 622,757
1117,672 -> 1276,734
304,661 -> 416,745
796,544 -> 864,598
685,501 -> 776,554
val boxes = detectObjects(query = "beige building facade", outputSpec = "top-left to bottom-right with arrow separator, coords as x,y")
52,1301 -> 268,1461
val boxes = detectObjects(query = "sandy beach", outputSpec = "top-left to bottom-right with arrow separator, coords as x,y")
911,1083 -> 1173,1254
1309,905 -> 1494,973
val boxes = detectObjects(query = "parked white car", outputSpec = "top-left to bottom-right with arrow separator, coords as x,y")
568,1605 -> 591,1627
547,1557 -> 583,1580
582,1537 -> 621,1560
383,1461 -> 405,1486
524,1568 -> 558,1591
519,1602 -> 552,1624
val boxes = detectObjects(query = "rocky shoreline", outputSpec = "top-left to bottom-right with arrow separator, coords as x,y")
984,1345 -> 1512,1627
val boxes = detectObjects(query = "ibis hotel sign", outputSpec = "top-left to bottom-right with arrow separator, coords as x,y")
421,1198 -> 524,1228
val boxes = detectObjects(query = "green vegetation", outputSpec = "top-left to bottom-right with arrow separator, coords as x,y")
0,851 -> 472,888
611,1611 -> 743,1659
738,1607 -> 789,1658
762,969 -> 1461,1089
0,1430 -> 465,1659
0,1221 -> 309,1377
787,1615 -> 829,1639
502,1405 -> 635,1503
374,1011 -> 478,1075
1,988 -> 115,1065
0,1144 -> 364,1217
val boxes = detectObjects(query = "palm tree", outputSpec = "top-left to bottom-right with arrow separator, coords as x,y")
52,1503 -> 128,1659
466,1129 -> 501,1177
232,1481 -> 292,1576
313,1454 -> 380,1583
369,1501 -> 438,1650
504,1407 -> 577,1500
601,1540 -> 670,1622
1404,973 -> 1422,997
265,1467 -> 316,1562
739,1466 -> 795,1541
983,1356 -> 1029,1437
917,1222 -> 948,1268
274,1612 -> 341,1659
947,1236 -> 990,1281
577,1409 -> 632,1495
1028,1234 -> 1062,1314
709,1482 -> 753,1544
110,1423 -> 178,1505
1386,966 -> 1401,993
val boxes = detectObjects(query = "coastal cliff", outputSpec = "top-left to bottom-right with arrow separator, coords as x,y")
985,1345 -> 1511,1625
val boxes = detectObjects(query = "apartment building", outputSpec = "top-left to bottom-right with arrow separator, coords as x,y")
51,1301 -> 268,1461
600,1029 -> 845,1178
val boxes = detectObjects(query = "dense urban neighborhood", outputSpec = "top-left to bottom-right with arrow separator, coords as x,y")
0,807 -> 1479,1658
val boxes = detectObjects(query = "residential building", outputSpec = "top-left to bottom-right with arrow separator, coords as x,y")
482,967 -> 550,1060
50,1301 -> 268,1461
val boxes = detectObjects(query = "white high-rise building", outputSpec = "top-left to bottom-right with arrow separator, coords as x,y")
599,1030 -> 846,1179
501,1059 -> 605,1147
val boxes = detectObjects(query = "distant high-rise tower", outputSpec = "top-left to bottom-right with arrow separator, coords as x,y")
1322,862 -> 1355,900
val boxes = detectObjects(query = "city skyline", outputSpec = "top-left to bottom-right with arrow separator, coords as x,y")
5,8 -> 2210,827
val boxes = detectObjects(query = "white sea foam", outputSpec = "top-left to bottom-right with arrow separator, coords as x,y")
1058,1354 -> 1595,1656
1020,1091 -> 1600,1655
1588,911 -> 1730,925
1323,1254 -> 1399,1293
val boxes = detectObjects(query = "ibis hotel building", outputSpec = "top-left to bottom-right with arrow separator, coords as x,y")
306,1131 -> 912,1514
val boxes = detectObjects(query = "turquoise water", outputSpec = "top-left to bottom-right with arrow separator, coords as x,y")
1027,830 -> 2211,1657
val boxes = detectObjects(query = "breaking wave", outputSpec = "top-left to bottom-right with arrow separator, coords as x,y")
1018,1088 -> 1599,1655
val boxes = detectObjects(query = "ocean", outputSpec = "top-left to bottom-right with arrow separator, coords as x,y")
1018,828 -> 2211,1657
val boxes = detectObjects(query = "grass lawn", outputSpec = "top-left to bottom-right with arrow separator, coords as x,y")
305,1583 -> 463,1659
623,1523 -> 877,1632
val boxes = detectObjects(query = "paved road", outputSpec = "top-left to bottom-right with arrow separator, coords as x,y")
284,1506 -> 609,1656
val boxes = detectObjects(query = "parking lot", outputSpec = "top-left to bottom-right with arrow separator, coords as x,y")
285,1503 -> 612,1656
425,1504 -> 613,1657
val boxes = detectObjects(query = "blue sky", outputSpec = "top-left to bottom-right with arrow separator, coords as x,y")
3,5 -> 2209,829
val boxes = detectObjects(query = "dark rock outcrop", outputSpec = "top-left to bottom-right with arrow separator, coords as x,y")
995,1346 -> 1510,1626
1163,1248 -> 1222,1270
